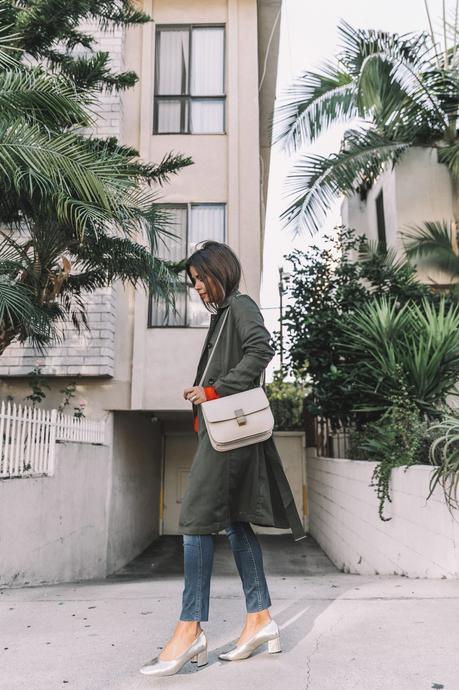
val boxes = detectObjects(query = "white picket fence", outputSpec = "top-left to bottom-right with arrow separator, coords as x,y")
0,401 -> 105,478
56,413 -> 105,445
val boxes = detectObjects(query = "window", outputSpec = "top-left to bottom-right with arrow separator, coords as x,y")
154,25 -> 225,134
375,190 -> 387,250
149,204 -> 226,327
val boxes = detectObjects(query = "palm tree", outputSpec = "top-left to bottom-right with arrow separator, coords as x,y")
401,220 -> 459,287
0,15 -> 191,352
0,211 -> 183,354
274,7 -> 459,236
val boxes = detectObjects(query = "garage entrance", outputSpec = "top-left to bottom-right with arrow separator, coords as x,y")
160,430 -> 308,535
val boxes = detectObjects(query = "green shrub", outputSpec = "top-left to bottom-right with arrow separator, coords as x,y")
266,368 -> 309,431
348,374 -> 432,520
340,297 -> 459,420
278,227 -> 457,430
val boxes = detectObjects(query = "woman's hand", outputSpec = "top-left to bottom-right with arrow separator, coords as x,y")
183,386 -> 207,405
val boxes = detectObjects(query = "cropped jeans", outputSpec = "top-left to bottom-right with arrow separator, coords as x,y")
179,521 -> 272,622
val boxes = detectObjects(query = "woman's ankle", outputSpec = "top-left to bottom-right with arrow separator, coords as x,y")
246,609 -> 271,626
176,620 -> 201,635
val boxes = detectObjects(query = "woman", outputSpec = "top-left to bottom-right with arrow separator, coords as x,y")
140,241 -> 305,677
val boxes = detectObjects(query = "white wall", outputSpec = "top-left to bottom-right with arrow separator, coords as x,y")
106,412 -> 162,572
0,442 -> 110,586
341,147 -> 455,285
0,412 -> 162,587
307,454 -> 459,578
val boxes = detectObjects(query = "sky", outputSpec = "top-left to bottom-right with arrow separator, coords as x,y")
261,0 -> 447,378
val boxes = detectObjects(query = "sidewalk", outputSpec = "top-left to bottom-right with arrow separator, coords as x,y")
1,536 -> 458,690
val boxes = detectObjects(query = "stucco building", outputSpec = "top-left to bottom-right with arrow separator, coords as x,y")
341,146 -> 456,287
0,1 -> 306,557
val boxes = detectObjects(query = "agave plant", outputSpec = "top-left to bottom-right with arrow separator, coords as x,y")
428,414 -> 459,511
339,296 -> 459,419
274,8 -> 459,235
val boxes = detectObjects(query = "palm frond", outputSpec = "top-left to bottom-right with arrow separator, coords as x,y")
0,118 -> 174,238
357,52 -> 446,132
400,220 -> 459,276
0,67 -> 91,127
359,238 -> 416,281
274,62 -> 357,153
83,138 -> 193,186
438,140 -> 459,177
0,278 -> 55,350
0,9 -> 23,69
338,19 -> 430,74
281,129 -> 409,235
54,51 -> 138,93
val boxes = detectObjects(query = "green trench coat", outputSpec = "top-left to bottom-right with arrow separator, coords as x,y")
178,290 -> 306,542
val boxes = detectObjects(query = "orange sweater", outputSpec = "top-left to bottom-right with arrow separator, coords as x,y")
193,386 -> 220,432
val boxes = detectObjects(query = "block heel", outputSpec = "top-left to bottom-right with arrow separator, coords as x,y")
267,634 -> 282,654
195,648 -> 208,667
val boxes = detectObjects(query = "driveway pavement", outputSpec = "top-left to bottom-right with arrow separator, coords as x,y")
1,535 -> 458,690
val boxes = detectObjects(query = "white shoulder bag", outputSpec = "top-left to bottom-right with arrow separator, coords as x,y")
198,307 -> 274,452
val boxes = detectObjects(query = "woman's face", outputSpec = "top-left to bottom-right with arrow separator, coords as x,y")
189,265 -> 216,304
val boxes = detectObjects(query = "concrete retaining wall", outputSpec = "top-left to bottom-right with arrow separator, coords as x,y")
0,412 -> 161,587
106,412 -> 162,573
307,454 -> 459,578
0,442 -> 110,587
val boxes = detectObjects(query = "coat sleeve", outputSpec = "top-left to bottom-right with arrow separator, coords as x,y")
212,294 -> 275,396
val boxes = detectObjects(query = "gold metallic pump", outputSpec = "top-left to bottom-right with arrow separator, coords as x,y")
218,619 -> 281,661
140,630 -> 208,677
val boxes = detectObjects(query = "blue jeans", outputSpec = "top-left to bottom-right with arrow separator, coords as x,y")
179,521 -> 272,621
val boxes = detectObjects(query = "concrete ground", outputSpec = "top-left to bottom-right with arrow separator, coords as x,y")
1,535 -> 458,690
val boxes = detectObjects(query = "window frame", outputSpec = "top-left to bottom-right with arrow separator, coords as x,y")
148,202 -> 227,328
153,23 -> 226,135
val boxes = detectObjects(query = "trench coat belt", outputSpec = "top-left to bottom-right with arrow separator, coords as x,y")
265,446 -> 306,542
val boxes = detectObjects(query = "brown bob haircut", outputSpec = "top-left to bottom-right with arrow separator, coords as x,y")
185,240 -> 241,313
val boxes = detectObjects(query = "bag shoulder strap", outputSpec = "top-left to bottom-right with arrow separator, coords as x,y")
198,308 -> 230,386
198,302 -> 267,389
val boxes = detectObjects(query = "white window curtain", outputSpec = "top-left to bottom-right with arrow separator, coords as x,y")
156,99 -> 187,134
150,205 -> 226,327
188,205 -> 225,326
150,207 -> 187,326
190,27 -> 224,133
190,99 -> 224,134
190,28 -> 224,95
155,207 -> 187,261
156,29 -> 189,133
157,30 -> 189,95
189,204 -> 225,250
151,284 -> 187,327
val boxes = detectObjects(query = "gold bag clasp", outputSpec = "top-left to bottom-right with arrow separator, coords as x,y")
234,408 -> 247,426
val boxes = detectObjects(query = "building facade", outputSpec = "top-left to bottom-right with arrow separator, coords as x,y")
341,146 -> 456,286
0,1 -> 299,541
